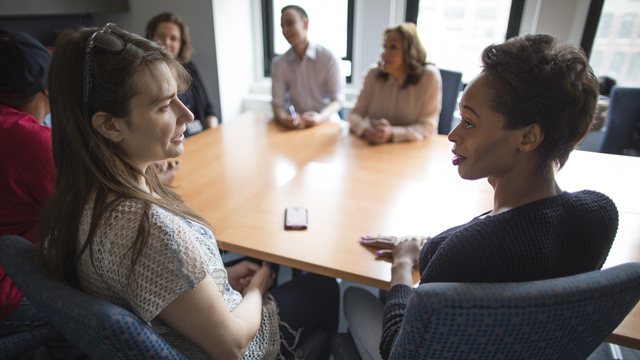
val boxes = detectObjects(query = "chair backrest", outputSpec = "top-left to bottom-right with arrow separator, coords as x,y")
0,323 -> 62,359
0,235 -> 188,360
389,263 -> 640,360
599,86 -> 640,155
438,68 -> 463,135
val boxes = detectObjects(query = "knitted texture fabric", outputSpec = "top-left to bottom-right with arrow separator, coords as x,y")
380,190 -> 619,359
78,199 -> 280,360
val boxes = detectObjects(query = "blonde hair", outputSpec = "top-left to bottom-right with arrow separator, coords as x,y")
377,22 -> 429,88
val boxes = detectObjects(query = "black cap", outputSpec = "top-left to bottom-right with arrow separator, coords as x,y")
0,31 -> 51,99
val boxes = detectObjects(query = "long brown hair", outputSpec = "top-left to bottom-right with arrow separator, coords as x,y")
145,12 -> 193,63
377,22 -> 428,88
39,26 -> 212,290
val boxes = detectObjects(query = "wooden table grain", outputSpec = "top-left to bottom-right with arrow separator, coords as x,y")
173,111 -> 640,349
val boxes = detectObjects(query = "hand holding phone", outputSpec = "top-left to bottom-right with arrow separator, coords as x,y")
285,206 -> 308,230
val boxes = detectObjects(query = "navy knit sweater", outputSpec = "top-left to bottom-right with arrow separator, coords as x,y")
380,190 -> 619,359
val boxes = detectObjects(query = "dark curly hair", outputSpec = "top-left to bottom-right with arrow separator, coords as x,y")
481,34 -> 599,169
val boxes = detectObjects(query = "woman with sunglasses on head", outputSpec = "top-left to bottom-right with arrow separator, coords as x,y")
345,34 -> 619,360
39,25 -> 339,360
348,23 -> 442,145
145,12 -> 219,137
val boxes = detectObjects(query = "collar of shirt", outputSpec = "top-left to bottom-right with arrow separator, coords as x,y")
386,72 -> 408,85
286,42 -> 318,63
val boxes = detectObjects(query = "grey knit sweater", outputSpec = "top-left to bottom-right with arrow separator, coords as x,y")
380,190 -> 619,359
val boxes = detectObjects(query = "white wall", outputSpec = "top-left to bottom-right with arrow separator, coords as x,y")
94,0 -> 222,120
213,0 -> 257,123
520,0 -> 591,45
353,0 -> 397,86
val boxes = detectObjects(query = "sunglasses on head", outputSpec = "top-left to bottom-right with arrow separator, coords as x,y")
83,23 -> 126,109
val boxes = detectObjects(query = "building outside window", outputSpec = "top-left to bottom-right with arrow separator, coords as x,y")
409,0 -> 516,83
589,0 -> 640,86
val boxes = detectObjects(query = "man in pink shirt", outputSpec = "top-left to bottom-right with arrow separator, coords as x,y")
271,5 -> 345,129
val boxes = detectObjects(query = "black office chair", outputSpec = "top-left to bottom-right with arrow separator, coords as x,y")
0,235 -> 187,360
333,263 -> 640,360
0,235 -> 331,359
599,86 -> 640,155
0,322 -> 64,359
437,68 -> 463,135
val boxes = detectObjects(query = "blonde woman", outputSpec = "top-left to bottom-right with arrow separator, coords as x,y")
348,23 -> 442,144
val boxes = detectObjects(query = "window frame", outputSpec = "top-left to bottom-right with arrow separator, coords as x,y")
580,0 -> 605,58
405,0 -> 525,40
404,0 -> 525,86
261,0 -> 355,83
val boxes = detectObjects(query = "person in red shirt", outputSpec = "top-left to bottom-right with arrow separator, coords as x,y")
0,30 -> 81,358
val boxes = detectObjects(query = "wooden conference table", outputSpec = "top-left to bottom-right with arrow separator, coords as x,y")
173,111 -> 640,349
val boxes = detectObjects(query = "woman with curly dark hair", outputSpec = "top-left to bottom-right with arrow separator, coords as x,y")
347,33 -> 618,360
348,22 -> 442,144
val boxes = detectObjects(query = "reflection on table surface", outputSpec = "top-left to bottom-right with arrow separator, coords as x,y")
173,111 -> 640,349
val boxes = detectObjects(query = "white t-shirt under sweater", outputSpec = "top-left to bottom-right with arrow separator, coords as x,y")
77,199 -> 280,359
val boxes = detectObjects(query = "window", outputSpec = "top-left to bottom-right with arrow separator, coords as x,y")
619,13 -> 637,39
597,13 -> 613,39
629,53 -> 640,80
590,50 -> 604,74
406,0 -> 525,83
582,0 -> 640,86
609,51 -> 626,79
261,0 -> 354,82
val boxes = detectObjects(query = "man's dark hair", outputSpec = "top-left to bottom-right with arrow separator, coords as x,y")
282,5 -> 308,21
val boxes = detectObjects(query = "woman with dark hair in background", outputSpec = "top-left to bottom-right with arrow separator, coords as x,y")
348,22 -> 442,145
40,24 -> 338,360
146,12 -> 220,137
345,34 -> 618,360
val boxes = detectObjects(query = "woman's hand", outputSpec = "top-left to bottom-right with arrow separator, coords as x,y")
363,119 -> 392,145
360,235 -> 428,266
154,160 -> 180,185
226,260 -> 261,294
359,235 -> 397,257
205,115 -> 219,129
361,235 -> 428,287
243,261 -> 275,296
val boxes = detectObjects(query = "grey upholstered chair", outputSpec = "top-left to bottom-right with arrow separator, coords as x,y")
333,262 -> 640,360
599,86 -> 640,155
0,322 -> 63,359
437,68 -> 463,135
0,235 -> 187,360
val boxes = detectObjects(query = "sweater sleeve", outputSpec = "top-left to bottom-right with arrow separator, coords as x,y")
348,68 -> 377,137
380,284 -> 413,360
390,66 -> 442,142
325,51 -> 345,105
186,62 -> 218,121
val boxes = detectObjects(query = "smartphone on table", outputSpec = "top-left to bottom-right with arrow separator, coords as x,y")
285,207 -> 308,230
